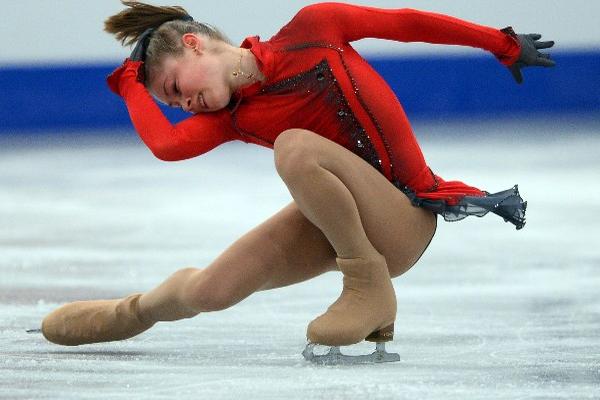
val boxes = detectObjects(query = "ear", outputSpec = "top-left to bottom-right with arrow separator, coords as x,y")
181,33 -> 204,52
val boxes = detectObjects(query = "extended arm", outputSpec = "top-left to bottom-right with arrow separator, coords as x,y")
295,3 -> 521,65
107,60 -> 237,161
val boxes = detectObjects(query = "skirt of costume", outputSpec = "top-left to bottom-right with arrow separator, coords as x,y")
397,183 -> 526,230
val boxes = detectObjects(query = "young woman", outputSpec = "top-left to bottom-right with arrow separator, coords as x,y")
41,1 -> 554,358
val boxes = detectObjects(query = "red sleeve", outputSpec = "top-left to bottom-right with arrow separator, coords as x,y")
291,3 -> 520,65
109,61 -> 238,162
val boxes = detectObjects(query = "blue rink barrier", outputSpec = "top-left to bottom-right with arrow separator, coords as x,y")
0,50 -> 598,133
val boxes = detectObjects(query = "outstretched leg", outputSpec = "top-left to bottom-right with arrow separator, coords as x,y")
42,202 -> 337,346
136,202 -> 337,322
273,129 -> 436,346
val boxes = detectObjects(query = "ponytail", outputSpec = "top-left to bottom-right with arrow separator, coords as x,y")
104,1 -> 190,46
104,1 -> 231,81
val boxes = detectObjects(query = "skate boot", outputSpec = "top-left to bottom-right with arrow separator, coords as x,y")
303,252 -> 400,364
41,293 -> 155,346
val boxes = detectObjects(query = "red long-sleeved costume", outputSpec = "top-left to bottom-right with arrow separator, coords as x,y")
109,3 -> 526,228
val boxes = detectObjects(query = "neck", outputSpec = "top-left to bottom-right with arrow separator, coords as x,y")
228,46 -> 265,92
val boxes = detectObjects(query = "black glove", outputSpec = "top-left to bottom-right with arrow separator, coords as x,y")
130,28 -> 155,62
503,28 -> 555,84
121,28 -> 155,84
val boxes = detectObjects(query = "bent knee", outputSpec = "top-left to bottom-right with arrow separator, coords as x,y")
274,129 -> 319,177
180,270 -> 239,312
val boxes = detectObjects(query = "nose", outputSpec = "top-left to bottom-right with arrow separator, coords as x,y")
182,97 -> 193,112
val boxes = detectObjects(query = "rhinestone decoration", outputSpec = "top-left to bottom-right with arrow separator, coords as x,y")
285,42 -> 398,181
259,59 -> 382,173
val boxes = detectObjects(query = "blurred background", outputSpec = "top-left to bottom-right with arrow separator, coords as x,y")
0,0 -> 598,132
1,2 -> 599,399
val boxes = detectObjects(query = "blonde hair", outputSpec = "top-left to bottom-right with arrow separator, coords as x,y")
104,1 -> 231,82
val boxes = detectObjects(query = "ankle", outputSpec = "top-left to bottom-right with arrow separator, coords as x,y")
336,249 -> 385,264
131,294 -> 155,325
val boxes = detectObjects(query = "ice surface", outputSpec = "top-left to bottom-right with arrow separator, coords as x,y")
1,118 -> 599,399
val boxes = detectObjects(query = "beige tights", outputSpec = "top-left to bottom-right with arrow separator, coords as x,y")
42,129 -> 436,346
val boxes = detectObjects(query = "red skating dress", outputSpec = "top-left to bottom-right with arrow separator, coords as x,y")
109,3 -> 527,229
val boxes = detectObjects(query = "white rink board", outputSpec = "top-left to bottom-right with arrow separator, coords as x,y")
1,118 -> 599,399
1,0 -> 599,65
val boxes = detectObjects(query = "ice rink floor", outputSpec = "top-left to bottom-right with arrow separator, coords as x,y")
1,118 -> 599,399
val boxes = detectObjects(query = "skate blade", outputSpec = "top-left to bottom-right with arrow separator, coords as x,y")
302,342 -> 400,365
26,328 -> 42,334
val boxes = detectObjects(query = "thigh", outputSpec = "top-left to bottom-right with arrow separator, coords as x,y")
200,201 -> 337,304
296,130 -> 437,277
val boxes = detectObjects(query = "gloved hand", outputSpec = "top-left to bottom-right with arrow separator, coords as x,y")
129,28 -> 155,62
502,27 -> 555,84
107,28 -> 155,97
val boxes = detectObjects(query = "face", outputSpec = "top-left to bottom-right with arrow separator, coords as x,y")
148,36 -> 233,114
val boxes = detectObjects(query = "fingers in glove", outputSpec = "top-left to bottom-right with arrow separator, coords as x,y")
130,28 -> 154,62
509,64 -> 524,84
535,40 -> 555,49
536,57 -> 556,67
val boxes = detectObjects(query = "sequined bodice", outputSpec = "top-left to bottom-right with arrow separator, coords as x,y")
232,54 -> 385,176
232,34 -> 440,193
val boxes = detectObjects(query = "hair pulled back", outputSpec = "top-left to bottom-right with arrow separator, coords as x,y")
104,1 -> 231,81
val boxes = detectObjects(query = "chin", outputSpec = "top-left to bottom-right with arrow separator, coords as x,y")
212,97 -> 231,111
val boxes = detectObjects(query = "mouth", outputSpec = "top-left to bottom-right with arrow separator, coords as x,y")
197,93 -> 207,110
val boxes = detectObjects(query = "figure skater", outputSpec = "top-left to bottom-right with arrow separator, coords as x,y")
40,1 -> 554,363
